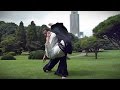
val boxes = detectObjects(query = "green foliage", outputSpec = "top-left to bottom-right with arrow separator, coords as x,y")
80,36 -> 89,49
26,21 -> 39,52
69,33 -> 80,52
26,21 -> 38,42
93,14 -> 120,48
15,21 -> 27,51
0,22 -> 18,40
79,36 -> 106,59
28,50 -> 45,59
37,25 -> 48,50
0,20 -> 49,54
69,33 -> 79,43
0,21 -> 49,53
0,21 -> 18,43
3,52 -> 16,56
102,40 -> 118,50
1,54 -> 16,60
74,40 -> 81,52
1,34 -> 16,53
93,14 -> 120,36
7,52 -> 16,56
1,34 -> 16,44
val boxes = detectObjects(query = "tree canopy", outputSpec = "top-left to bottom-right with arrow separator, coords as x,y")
0,21 -> 48,54
93,14 -> 120,48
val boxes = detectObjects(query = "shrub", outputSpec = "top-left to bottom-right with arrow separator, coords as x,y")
7,52 -> 16,56
1,55 -> 16,60
28,50 -> 45,60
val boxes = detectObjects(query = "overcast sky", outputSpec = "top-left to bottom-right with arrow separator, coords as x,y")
0,11 -> 120,36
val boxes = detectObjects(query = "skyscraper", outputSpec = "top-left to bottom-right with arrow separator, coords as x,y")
70,11 -> 80,37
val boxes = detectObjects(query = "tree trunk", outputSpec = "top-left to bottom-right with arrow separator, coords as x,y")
86,52 -> 88,56
85,50 -> 88,56
95,49 -> 98,59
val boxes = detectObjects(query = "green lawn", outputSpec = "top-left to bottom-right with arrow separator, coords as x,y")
0,50 -> 120,79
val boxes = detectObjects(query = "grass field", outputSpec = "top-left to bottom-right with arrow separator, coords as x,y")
0,50 -> 120,79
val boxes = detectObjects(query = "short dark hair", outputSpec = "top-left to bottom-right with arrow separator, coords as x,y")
43,28 -> 50,31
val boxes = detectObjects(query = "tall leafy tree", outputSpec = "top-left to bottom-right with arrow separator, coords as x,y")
0,22 -> 18,41
80,36 -> 105,59
93,14 -> 120,49
37,25 -> 48,50
27,21 -> 38,42
26,21 -> 38,52
1,34 -> 16,53
16,21 -> 26,50
0,21 -> 6,42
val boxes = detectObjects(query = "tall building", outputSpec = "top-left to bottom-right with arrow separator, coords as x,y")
70,11 -> 80,37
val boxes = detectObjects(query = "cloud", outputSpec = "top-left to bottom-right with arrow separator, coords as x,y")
0,11 -> 120,37
79,11 -> 120,36
36,11 -> 70,30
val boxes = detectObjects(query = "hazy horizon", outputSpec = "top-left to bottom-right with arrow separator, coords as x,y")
0,11 -> 120,36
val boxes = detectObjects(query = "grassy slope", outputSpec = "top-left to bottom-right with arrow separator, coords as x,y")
0,50 -> 120,79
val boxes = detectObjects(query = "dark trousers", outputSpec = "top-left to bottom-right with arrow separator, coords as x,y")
43,54 -> 68,77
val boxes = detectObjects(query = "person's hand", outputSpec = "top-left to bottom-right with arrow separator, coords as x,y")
43,55 -> 46,62
48,23 -> 53,26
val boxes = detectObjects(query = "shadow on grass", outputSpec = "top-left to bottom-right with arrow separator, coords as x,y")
112,64 -> 120,69
69,70 -> 96,77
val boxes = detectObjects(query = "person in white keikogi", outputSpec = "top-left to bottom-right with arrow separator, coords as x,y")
42,23 -> 69,79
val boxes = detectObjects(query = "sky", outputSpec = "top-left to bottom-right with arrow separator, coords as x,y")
0,11 -> 120,36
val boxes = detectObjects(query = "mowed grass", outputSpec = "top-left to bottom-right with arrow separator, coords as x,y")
0,50 -> 120,79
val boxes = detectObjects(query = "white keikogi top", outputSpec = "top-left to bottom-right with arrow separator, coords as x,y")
45,32 -> 65,59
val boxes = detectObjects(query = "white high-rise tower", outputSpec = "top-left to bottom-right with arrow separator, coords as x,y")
70,11 -> 80,37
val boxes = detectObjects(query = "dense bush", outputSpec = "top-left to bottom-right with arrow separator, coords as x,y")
1,55 -> 16,60
8,52 -> 16,56
28,50 -> 45,59
3,52 -> 16,56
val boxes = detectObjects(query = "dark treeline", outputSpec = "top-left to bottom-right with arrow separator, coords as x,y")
0,21 -> 48,55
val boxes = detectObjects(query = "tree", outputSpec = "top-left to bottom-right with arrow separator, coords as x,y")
69,33 -> 79,52
1,34 -> 16,53
0,21 -> 6,42
80,36 -> 89,56
27,21 -> 38,42
80,36 -> 105,59
0,21 -> 18,54
37,25 -> 48,50
89,37 -> 105,59
26,21 -> 38,52
93,14 -> 120,49
16,21 -> 27,51
74,41 -> 81,52
0,22 -> 18,42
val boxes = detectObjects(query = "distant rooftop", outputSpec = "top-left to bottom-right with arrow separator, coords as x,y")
71,11 -> 78,14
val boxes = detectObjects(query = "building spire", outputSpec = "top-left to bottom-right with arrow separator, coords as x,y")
71,11 -> 78,14
70,11 -> 80,37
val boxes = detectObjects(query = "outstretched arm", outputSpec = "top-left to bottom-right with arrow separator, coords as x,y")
43,54 -> 47,62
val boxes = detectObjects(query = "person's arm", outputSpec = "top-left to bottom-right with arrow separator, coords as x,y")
43,54 -> 47,62
43,54 -> 46,60
43,31 -> 51,62
45,31 -> 51,45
